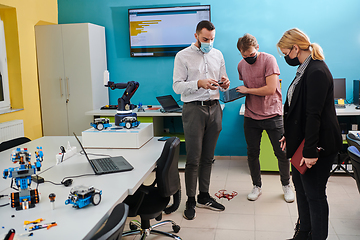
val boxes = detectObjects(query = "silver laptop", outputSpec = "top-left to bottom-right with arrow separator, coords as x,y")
156,95 -> 182,112
220,87 -> 247,103
73,133 -> 133,175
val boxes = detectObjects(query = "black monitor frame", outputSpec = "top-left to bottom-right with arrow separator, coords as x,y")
128,5 -> 211,57
333,78 -> 346,100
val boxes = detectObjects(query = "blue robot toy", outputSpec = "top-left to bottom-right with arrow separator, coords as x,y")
2,147 -> 43,210
105,79 -> 140,129
65,185 -> 102,209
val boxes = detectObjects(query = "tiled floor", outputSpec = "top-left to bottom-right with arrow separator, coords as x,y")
122,157 -> 360,240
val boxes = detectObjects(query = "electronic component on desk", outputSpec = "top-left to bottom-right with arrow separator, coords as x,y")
31,175 -> 44,184
334,78 -> 346,108
335,104 -> 346,108
101,105 -> 118,110
158,136 -> 171,141
156,95 -> 182,112
90,118 -> 112,131
56,142 -> 77,164
65,185 -> 102,209
49,193 -> 56,210
3,147 -> 43,210
104,74 -> 140,129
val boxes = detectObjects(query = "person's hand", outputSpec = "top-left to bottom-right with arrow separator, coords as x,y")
236,85 -> 248,94
300,157 -> 318,168
198,78 -> 219,90
219,76 -> 230,90
279,136 -> 286,151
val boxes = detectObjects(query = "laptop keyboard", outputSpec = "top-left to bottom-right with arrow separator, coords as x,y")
96,158 -> 119,171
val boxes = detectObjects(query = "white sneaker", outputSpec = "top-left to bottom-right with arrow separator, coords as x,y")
247,186 -> 262,201
282,184 -> 295,203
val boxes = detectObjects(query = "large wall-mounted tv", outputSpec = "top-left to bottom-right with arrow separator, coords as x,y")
128,5 -> 211,57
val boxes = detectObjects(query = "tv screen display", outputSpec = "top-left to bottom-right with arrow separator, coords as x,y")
128,5 -> 211,57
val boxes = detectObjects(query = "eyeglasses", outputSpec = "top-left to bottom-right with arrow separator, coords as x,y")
285,46 -> 294,57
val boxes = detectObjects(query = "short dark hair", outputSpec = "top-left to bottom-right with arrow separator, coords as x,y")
237,33 -> 258,53
196,20 -> 215,34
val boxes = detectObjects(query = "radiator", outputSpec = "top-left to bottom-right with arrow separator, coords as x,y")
0,120 -> 24,142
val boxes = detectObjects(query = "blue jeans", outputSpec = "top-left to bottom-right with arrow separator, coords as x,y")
292,153 -> 336,240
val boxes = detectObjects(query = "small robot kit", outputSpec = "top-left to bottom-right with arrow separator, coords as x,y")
90,117 -> 112,131
2,147 -> 44,210
65,185 -> 102,209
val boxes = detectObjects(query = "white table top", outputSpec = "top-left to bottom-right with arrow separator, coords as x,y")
0,136 -> 164,239
239,104 -> 360,116
86,105 -> 182,117
87,104 -> 225,118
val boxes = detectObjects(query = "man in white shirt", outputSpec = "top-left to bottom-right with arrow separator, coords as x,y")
173,20 -> 230,220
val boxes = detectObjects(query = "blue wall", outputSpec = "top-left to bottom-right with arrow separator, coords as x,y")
58,0 -> 360,156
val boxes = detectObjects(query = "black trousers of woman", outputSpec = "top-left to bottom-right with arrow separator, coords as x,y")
292,152 -> 337,240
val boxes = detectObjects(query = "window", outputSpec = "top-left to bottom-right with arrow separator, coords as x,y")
0,17 -> 10,110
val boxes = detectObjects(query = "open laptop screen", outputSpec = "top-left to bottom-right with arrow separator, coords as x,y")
156,95 -> 181,111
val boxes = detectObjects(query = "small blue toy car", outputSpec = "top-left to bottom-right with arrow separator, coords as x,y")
119,116 -> 140,129
65,185 -> 102,209
90,118 -> 112,131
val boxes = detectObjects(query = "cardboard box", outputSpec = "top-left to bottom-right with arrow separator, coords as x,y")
82,123 -> 153,148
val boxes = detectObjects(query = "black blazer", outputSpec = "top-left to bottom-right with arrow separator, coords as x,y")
283,59 -> 342,159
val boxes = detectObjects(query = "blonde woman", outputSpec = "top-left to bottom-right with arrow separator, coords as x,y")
277,28 -> 342,240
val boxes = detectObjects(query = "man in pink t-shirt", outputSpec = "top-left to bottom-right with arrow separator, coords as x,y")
236,34 -> 294,203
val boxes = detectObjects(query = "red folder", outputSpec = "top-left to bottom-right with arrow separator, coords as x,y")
290,139 -> 308,174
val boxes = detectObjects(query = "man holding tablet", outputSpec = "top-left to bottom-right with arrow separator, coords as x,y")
236,33 -> 294,203
173,20 -> 230,220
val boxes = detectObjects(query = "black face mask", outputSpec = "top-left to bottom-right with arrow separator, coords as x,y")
244,53 -> 257,65
284,52 -> 301,66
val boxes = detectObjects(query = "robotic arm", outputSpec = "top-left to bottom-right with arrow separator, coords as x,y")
105,81 -> 139,112
103,71 -> 140,128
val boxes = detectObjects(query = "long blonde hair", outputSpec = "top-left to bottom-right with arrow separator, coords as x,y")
277,28 -> 324,60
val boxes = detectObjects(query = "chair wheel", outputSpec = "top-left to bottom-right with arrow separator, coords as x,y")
172,224 -> 180,233
129,222 -> 138,230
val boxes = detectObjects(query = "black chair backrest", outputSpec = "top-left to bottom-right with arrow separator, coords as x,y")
156,137 -> 180,198
89,203 -> 129,240
0,137 -> 31,152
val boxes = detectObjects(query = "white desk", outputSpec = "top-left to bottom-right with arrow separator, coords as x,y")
239,104 -> 360,116
86,104 -> 225,136
239,103 -> 360,171
334,104 -> 360,116
86,104 -> 225,117
0,136 -> 164,239
85,105 -> 182,117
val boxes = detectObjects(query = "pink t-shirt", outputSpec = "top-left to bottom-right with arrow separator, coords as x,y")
238,52 -> 282,120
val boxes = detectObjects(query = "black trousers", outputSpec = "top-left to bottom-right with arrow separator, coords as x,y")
292,152 -> 336,240
244,116 -> 290,187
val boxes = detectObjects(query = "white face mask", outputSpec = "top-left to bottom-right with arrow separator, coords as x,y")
199,41 -> 213,53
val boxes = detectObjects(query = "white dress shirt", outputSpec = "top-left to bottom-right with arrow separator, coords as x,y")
173,43 -> 228,103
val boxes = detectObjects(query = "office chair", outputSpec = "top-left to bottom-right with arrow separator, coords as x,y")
122,137 -> 182,240
330,133 -> 355,178
346,133 -> 360,193
0,137 -> 31,152
347,146 -> 360,193
89,202 -> 129,240
347,133 -> 360,150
